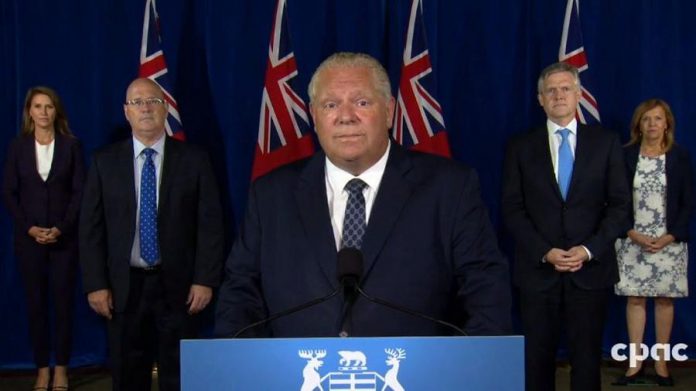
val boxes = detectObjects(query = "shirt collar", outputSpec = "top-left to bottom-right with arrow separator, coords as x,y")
325,141 -> 391,193
133,134 -> 166,160
546,117 -> 578,136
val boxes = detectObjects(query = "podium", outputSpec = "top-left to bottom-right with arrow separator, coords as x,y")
181,336 -> 524,390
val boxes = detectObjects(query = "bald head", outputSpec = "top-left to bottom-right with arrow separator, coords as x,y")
123,78 -> 168,145
126,78 -> 164,99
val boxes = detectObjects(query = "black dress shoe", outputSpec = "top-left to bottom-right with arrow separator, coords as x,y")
655,374 -> 674,387
612,367 -> 645,386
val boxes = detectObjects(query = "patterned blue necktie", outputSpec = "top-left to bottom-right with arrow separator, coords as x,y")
139,148 -> 159,265
557,128 -> 574,200
341,179 -> 368,249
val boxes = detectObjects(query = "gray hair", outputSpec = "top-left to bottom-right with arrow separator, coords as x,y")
307,52 -> 392,104
537,62 -> 581,94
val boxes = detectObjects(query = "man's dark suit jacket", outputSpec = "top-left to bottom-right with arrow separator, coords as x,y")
623,143 -> 694,242
79,136 -> 224,311
3,133 -> 84,249
502,125 -> 631,291
215,143 -> 511,337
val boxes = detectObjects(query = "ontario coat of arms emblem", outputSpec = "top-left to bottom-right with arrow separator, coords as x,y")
298,348 -> 407,391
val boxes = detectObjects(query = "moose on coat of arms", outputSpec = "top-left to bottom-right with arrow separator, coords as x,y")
299,348 -> 407,391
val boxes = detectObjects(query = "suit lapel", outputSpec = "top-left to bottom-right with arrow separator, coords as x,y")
625,144 -> 640,176
533,128 -> 563,200
45,133 -> 63,182
568,124 -> 592,200
295,153 -> 340,288
118,139 -> 137,233
159,137 -> 178,214
20,136 -> 42,183
665,147 -> 676,179
361,145 -> 414,277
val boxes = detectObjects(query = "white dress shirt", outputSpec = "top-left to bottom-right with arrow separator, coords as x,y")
35,139 -> 54,181
325,142 -> 391,250
546,118 -> 577,181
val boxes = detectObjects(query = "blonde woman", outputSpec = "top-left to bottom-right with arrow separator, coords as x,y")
614,99 -> 693,387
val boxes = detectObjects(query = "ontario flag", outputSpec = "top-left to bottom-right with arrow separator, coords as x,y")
393,0 -> 450,158
138,0 -> 185,140
559,0 -> 600,124
251,0 -> 314,180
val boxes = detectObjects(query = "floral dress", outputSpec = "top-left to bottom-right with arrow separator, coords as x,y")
615,154 -> 689,297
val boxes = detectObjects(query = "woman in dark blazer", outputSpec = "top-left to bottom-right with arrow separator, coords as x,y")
613,99 -> 693,386
2,86 -> 84,391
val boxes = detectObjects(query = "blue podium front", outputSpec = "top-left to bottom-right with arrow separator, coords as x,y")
181,336 -> 524,390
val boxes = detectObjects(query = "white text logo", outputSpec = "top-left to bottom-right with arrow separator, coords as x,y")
610,343 -> 688,368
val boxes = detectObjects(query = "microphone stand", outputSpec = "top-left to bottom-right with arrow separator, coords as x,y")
354,285 -> 468,336
232,289 -> 340,338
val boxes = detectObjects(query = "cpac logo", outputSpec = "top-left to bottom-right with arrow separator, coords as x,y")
298,348 -> 407,391
611,343 -> 688,368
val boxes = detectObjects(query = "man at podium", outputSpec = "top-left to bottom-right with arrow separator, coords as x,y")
215,52 -> 511,338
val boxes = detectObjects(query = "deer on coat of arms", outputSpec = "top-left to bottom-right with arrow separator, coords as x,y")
382,348 -> 406,391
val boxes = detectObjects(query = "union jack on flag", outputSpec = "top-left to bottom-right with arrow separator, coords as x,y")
559,0 -> 600,124
139,0 -> 185,140
393,0 -> 450,158
251,0 -> 314,180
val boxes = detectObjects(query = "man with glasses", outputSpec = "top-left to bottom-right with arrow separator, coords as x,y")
79,78 -> 224,391
501,62 -> 630,391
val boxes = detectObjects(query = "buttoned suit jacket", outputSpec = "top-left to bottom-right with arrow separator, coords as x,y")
215,143 -> 511,337
79,136 -> 224,311
501,124 -> 631,291
3,133 -> 84,253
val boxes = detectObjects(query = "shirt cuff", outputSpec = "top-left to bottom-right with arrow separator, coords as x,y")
582,245 -> 593,261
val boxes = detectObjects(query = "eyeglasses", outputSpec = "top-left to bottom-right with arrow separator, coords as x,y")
125,98 -> 165,107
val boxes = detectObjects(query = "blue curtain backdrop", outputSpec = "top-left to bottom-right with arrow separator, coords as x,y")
1,0 -> 695,368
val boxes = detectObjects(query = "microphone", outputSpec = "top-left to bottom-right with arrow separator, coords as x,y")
232,250 -> 365,338
337,248 -> 362,336
337,248 -> 468,336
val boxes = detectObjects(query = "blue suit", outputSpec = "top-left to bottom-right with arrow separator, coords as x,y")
215,143 -> 511,337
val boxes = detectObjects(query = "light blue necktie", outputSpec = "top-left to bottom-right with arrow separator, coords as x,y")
557,128 -> 574,200
341,179 -> 368,249
139,148 -> 159,265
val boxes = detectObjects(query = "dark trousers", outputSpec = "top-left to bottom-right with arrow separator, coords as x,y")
520,275 -> 609,391
108,269 -> 198,391
17,240 -> 77,368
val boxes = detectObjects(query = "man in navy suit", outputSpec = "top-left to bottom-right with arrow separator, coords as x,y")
215,52 -> 511,338
79,78 -> 224,391
502,62 -> 631,391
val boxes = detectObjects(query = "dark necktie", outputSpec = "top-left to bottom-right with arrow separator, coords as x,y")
341,179 -> 368,249
139,148 -> 159,265
557,128 -> 574,200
